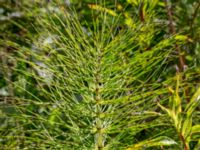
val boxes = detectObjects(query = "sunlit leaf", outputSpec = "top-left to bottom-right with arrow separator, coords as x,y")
185,87 -> 200,118
127,136 -> 177,150
191,125 -> 200,134
88,4 -> 117,17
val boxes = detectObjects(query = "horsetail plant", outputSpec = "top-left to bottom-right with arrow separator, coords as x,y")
1,1 -> 199,150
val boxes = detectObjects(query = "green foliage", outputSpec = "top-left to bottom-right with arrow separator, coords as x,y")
127,136 -> 177,150
158,74 -> 200,150
0,0 -> 199,150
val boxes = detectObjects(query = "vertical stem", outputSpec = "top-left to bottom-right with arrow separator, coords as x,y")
179,133 -> 189,150
164,0 -> 190,103
164,1 -> 190,150
163,0 -> 186,72
139,1 -> 145,22
94,49 -> 104,150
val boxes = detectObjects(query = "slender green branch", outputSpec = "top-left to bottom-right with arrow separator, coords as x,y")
94,48 -> 104,150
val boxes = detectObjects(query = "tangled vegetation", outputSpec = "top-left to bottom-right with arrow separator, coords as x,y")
0,0 -> 200,149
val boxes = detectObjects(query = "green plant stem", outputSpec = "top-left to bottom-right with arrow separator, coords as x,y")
94,49 -> 104,150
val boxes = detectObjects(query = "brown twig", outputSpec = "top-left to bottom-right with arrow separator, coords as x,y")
180,133 -> 189,150
139,1 -> 145,22
164,0 -> 191,103
164,1 -> 190,149
164,0 -> 186,72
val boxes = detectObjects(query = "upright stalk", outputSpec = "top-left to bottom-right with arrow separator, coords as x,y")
164,0 -> 191,103
164,1 -> 189,149
94,48 -> 104,150
179,133 -> 189,150
139,1 -> 145,22
163,0 -> 186,72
